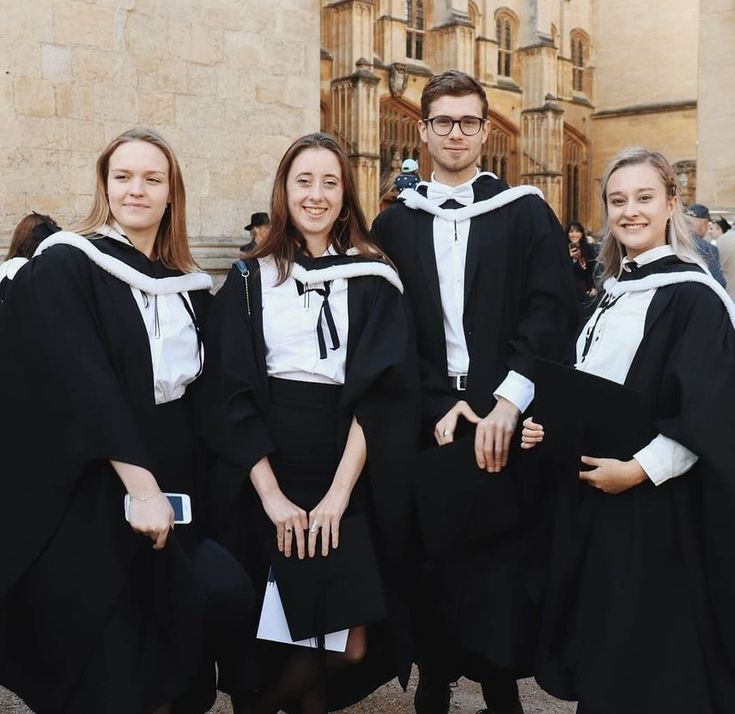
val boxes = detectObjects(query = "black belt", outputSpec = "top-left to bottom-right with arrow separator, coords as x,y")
448,374 -> 467,391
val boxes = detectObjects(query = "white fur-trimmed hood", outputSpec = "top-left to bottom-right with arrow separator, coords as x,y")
289,259 -> 403,294
34,232 -> 213,295
0,257 -> 29,282
604,271 -> 735,327
398,184 -> 545,221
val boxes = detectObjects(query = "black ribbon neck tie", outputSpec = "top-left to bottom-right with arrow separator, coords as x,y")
295,279 -> 340,359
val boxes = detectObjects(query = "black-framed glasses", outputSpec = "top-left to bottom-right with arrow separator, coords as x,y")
423,115 -> 486,136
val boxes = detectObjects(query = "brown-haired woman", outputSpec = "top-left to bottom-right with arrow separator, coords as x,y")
0,212 -> 60,299
201,132 -> 417,713
0,127 -> 221,713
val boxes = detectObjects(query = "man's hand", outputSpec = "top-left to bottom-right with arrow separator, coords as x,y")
434,400 -> 480,445
475,397 -> 520,473
579,456 -> 648,494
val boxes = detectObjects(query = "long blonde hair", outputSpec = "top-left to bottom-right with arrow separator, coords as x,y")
597,147 -> 701,282
73,127 -> 196,272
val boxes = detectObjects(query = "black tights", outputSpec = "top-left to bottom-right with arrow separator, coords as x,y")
233,647 -> 350,714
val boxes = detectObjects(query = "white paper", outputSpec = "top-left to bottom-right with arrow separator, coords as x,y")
256,569 -> 349,652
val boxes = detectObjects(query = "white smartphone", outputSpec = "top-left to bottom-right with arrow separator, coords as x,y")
124,492 -> 193,524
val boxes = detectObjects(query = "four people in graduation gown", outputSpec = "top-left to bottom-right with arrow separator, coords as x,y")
200,132 -> 418,713
0,128 -> 223,712
523,147 -> 735,714
372,70 -> 578,713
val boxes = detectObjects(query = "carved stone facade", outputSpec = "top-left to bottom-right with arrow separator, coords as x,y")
321,0 -> 734,228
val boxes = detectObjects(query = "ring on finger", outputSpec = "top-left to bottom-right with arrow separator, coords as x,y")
285,525 -> 293,533
442,429 -> 449,437
310,522 -> 321,534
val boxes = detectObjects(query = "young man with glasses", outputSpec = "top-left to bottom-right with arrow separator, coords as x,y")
372,70 -> 576,714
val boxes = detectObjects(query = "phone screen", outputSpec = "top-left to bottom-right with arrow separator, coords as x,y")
166,494 -> 186,522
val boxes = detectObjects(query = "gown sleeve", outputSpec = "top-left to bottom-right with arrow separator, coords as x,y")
198,265 -> 275,524
654,284 -> 735,668
504,196 -> 579,382
0,245 -> 151,597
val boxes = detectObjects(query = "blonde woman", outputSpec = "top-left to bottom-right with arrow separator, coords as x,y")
523,148 -> 735,714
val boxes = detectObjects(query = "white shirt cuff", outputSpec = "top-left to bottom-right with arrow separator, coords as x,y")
493,370 -> 535,413
634,434 -> 699,486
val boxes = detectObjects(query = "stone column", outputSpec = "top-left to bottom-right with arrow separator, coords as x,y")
517,31 -> 564,216
324,1 -> 381,219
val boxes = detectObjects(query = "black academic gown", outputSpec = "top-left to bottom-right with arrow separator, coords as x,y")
200,255 -> 420,708
536,258 -> 735,714
372,174 -> 578,677
0,237 -> 213,714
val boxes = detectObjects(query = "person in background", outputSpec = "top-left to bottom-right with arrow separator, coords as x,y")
240,212 -> 270,257
686,203 -> 726,287
709,216 -> 731,242
524,147 -> 735,714
394,158 -> 421,191
566,221 -> 597,306
715,217 -> 735,300
0,212 -> 60,297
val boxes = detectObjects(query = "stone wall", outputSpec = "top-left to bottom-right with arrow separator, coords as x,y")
0,0 -> 321,277
697,0 -> 735,216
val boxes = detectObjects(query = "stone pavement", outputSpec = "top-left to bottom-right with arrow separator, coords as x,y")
2,674 -> 577,712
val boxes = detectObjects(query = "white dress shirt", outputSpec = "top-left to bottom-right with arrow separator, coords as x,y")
575,244 -> 698,485
259,252 -> 349,385
428,170 -> 535,412
99,224 -> 203,405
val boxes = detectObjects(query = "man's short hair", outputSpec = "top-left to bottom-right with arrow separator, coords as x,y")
420,70 -> 489,120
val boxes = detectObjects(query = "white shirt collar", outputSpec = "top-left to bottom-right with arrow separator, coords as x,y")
623,244 -> 674,267
95,222 -> 133,246
429,168 -> 480,193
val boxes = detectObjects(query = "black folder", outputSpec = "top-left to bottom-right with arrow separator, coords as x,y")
533,358 -> 653,465
412,437 -> 523,558
268,514 -> 387,642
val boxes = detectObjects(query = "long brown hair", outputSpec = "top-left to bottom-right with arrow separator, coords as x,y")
6,212 -> 60,260
250,132 -> 386,283
597,147 -> 701,282
73,127 -> 196,272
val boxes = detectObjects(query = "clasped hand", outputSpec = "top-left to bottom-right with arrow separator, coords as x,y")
435,397 -> 520,473
262,486 -> 349,559
521,417 -> 647,494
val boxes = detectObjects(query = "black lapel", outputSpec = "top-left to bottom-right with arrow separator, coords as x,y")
415,209 -> 444,326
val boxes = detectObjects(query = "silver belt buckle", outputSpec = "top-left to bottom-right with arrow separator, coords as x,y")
449,374 -> 467,391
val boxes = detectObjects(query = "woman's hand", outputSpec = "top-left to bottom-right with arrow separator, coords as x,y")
579,456 -> 648,494
434,400 -> 480,445
127,493 -> 174,550
308,485 -> 351,557
260,489 -> 309,559
520,417 -> 545,450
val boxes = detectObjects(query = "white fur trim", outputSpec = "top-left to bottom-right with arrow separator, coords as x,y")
34,232 -> 213,295
398,184 -> 545,221
0,257 -> 29,281
604,271 -> 735,327
290,260 -> 403,294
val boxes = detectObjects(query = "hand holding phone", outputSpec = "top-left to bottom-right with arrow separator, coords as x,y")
124,492 -> 192,525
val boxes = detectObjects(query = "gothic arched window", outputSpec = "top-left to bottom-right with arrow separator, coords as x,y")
496,12 -> 515,78
571,31 -> 589,93
406,0 -> 425,61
